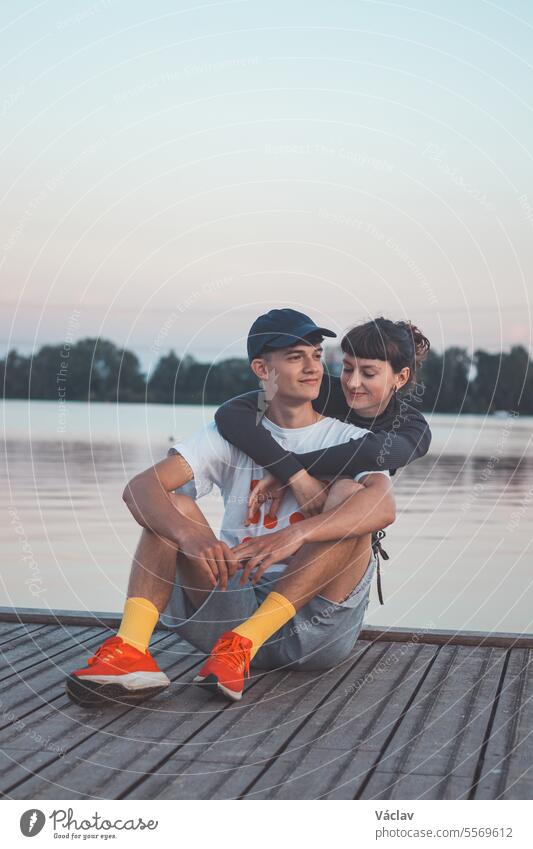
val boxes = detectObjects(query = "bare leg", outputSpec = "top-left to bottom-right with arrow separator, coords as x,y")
125,493 -> 218,612
273,479 -> 373,612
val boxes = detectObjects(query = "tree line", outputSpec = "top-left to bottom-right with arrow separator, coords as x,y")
1,338 -> 531,414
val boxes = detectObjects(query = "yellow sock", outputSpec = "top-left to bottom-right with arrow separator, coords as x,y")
233,591 -> 296,659
117,597 -> 159,653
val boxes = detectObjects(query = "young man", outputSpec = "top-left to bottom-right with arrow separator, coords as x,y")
66,309 -> 395,704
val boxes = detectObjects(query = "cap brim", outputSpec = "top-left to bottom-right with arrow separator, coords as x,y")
313,325 -> 337,339
265,323 -> 337,349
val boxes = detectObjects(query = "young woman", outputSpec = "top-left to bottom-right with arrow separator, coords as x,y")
214,316 -> 431,604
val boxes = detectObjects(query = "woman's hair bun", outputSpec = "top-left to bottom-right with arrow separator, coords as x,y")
396,320 -> 431,368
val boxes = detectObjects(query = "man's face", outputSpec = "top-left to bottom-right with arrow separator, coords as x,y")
252,342 -> 324,402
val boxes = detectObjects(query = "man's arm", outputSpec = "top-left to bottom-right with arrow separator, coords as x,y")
123,419 -> 233,543
232,474 -> 395,579
123,453 -> 239,590
294,473 -> 395,544
122,453 -> 197,546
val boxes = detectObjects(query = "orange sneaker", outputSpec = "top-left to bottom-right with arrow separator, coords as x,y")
193,630 -> 253,701
66,635 -> 170,706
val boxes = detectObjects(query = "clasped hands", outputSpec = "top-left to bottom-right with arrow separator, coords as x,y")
182,471 -> 331,589
234,470 -> 331,585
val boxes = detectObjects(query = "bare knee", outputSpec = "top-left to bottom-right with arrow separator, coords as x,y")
325,478 -> 364,510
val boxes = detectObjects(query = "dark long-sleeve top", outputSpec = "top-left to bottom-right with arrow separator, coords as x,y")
214,372 -> 432,485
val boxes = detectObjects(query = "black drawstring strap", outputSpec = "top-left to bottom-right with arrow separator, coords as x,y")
372,529 -> 389,606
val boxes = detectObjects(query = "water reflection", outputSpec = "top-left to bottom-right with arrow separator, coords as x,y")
2,403 -> 532,634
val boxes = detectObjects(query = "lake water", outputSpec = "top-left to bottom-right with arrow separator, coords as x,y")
2,399 -> 532,634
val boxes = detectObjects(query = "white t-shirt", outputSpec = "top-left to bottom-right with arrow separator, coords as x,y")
169,416 -> 389,568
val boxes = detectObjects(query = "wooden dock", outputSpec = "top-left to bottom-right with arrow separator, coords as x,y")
0,608 -> 531,800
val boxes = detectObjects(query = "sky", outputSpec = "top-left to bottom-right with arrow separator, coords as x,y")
1,0 -> 532,374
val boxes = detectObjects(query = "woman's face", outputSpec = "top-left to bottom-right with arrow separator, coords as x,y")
340,352 -> 410,417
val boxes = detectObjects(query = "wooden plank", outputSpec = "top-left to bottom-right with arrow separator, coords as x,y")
0,624 -> 47,649
356,771 -> 472,800
1,609 -> 532,648
0,625 -> 86,672
0,622 -> 42,640
0,626 -> 97,682
473,648 -> 533,800
0,624 -> 55,665
0,608 -> 125,628
7,645 -> 377,800
228,643 -> 438,799
1,748 -> 53,801
126,642 -> 407,800
0,622 -> 22,637
358,645 -> 508,800
0,635 -> 202,798
0,608 -> 167,630
360,627 -> 533,650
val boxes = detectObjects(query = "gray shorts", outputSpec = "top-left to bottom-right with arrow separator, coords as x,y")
159,550 -> 377,671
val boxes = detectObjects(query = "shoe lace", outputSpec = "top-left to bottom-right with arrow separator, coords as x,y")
213,634 -> 251,678
88,638 -> 124,666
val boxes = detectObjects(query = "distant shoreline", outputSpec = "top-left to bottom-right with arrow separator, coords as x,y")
2,337 -> 532,414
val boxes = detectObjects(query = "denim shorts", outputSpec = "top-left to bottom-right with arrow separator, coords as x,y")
159,550 -> 376,672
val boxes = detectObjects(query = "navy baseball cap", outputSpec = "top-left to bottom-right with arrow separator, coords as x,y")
247,308 -> 337,362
